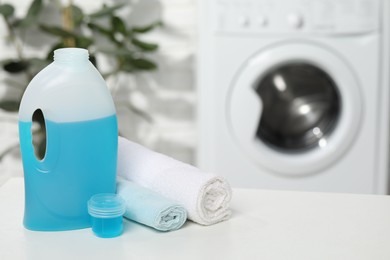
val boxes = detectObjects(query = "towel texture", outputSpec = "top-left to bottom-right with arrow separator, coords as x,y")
117,179 -> 187,231
117,137 -> 232,225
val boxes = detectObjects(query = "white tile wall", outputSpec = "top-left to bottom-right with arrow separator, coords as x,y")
0,0 -> 197,185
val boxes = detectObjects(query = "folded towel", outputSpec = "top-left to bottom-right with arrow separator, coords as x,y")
117,178 -> 187,231
117,136 -> 232,225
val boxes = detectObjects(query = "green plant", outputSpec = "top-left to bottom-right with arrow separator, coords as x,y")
0,0 -> 161,101
0,0 -> 161,159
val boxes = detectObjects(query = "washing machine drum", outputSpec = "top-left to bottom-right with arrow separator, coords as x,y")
227,43 -> 361,175
256,63 -> 340,152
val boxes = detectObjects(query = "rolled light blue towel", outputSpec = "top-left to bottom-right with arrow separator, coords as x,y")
117,137 -> 232,225
117,178 -> 187,231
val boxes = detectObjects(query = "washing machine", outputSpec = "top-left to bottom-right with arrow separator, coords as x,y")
197,0 -> 390,194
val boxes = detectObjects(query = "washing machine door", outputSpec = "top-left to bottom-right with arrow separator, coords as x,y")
227,43 -> 362,175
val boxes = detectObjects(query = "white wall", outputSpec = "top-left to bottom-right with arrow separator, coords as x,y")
0,0 -> 197,185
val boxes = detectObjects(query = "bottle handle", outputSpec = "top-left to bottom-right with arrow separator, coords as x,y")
20,108 -> 59,173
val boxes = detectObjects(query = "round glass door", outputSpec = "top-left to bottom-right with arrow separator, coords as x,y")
227,43 -> 362,175
255,63 -> 341,152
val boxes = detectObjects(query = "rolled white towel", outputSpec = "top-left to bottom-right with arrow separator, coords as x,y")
117,136 -> 232,225
117,178 -> 187,231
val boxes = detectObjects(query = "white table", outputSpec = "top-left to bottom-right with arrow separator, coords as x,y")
1,178 -> 390,260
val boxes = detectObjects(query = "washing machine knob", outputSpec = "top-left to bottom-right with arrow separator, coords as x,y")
257,16 -> 268,27
238,15 -> 250,27
287,13 -> 304,29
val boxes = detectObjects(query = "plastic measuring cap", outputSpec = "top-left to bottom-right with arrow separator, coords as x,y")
87,193 -> 126,238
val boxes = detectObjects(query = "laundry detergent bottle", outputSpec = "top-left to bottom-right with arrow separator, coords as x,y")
18,48 -> 118,231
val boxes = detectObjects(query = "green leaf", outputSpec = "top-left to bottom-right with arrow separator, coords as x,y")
88,3 -> 125,19
87,22 -> 111,36
131,38 -> 158,52
131,21 -> 162,34
17,0 -> 43,28
88,22 -> 120,46
0,100 -> 20,112
75,36 -> 93,49
131,58 -> 157,70
0,4 -> 14,18
111,16 -> 127,35
14,17 -> 32,28
26,0 -> 43,18
3,60 -> 29,73
39,25 -> 93,48
39,25 -> 75,38
120,61 -> 134,72
71,4 -> 84,27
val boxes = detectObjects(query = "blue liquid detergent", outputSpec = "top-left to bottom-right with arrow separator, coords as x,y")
19,114 -> 117,231
91,216 -> 124,238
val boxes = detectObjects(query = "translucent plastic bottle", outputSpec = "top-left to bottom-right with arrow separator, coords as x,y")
18,48 -> 118,231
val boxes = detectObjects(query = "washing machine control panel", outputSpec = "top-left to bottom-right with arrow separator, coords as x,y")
213,0 -> 380,35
